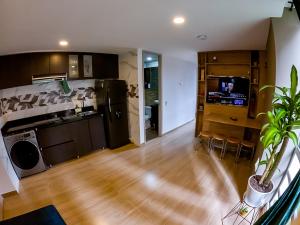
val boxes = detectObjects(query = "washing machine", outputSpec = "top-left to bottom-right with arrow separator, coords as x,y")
4,130 -> 47,179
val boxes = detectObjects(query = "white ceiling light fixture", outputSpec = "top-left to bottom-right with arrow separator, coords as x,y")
146,57 -> 153,61
173,16 -> 185,25
59,40 -> 69,46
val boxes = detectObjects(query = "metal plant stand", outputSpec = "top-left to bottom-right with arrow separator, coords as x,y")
221,198 -> 263,225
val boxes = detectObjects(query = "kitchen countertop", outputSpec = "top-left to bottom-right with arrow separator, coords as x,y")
1,110 -> 101,136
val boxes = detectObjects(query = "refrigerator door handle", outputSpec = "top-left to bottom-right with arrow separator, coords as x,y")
108,97 -> 112,113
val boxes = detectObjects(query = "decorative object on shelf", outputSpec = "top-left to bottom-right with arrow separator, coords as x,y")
83,55 -> 93,77
69,55 -> 79,79
244,65 -> 300,208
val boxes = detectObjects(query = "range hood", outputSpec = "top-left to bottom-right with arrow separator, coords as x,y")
32,73 -> 68,84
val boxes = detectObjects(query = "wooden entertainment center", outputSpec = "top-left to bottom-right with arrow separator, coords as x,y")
195,50 -> 268,143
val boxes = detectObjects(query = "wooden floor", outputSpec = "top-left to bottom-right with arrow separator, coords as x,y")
3,122 -> 253,225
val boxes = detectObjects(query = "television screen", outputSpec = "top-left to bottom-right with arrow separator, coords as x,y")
206,76 -> 250,106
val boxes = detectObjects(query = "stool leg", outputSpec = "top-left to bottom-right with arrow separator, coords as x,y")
210,139 -> 214,153
221,141 -> 227,160
250,146 -> 255,161
208,137 -> 212,152
235,145 -> 241,163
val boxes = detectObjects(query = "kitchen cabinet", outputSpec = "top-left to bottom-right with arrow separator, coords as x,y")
49,53 -> 68,74
30,53 -> 50,76
42,141 -> 77,166
0,52 -> 119,90
70,119 -> 92,156
30,52 -> 68,76
36,115 -> 106,166
93,53 -> 118,79
0,54 -> 31,89
88,116 -> 106,150
37,123 -> 77,166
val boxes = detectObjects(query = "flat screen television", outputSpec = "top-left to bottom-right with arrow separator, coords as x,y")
206,76 -> 250,106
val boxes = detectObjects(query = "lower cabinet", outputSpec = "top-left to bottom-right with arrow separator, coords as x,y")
42,141 -> 77,166
70,120 -> 92,157
37,115 -> 106,166
88,116 -> 106,151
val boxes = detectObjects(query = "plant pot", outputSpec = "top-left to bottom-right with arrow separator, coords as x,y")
244,175 -> 274,207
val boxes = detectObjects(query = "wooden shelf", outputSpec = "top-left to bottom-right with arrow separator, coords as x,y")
198,80 -> 205,82
205,113 -> 262,129
206,63 -> 250,66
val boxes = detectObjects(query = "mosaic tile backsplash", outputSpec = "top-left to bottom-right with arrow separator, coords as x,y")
0,79 -> 96,118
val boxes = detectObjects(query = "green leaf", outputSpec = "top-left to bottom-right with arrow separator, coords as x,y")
275,109 -> 287,122
259,160 -> 268,166
291,120 -> 300,126
273,133 -> 282,147
256,112 -> 266,119
260,85 -> 274,93
262,127 -> 278,148
260,123 -> 270,135
290,65 -> 298,100
288,131 -> 298,147
260,85 -> 287,95
273,103 -> 288,111
267,111 -> 274,124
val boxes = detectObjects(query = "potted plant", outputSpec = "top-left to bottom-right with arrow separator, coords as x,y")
244,65 -> 300,207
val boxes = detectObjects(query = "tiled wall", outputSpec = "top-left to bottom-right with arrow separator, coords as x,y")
0,79 -> 96,122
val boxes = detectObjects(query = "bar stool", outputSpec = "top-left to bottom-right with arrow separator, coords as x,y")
197,131 -> 212,151
210,133 -> 226,158
222,137 -> 241,161
236,140 -> 256,163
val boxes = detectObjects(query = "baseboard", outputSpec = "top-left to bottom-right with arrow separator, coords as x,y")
161,119 -> 195,136
2,191 -> 17,198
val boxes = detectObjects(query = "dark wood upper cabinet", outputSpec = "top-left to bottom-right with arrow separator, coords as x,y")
0,54 -> 31,89
30,53 -> 50,76
49,53 -> 68,74
93,54 -> 118,79
0,52 -> 119,90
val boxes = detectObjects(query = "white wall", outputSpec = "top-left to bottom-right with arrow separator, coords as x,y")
160,55 -> 197,134
269,8 -> 300,185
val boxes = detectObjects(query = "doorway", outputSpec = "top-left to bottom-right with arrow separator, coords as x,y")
143,52 -> 160,142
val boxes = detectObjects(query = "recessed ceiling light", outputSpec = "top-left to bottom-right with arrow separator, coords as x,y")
173,16 -> 185,25
196,34 -> 208,40
59,40 -> 69,46
146,57 -> 152,61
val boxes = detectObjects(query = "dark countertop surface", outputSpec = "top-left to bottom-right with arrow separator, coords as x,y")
1,108 -> 101,136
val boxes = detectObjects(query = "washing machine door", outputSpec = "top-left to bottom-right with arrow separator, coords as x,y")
10,141 -> 40,170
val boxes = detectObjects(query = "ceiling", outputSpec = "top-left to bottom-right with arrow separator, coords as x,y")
0,0 -> 285,62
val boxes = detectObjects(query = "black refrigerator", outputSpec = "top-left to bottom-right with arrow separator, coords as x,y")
95,80 -> 130,149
